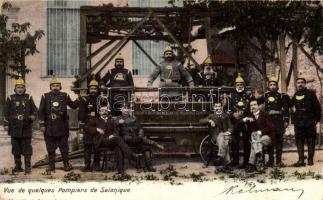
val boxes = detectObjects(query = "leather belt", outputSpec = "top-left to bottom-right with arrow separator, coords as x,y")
268,110 -> 282,115
160,78 -> 180,83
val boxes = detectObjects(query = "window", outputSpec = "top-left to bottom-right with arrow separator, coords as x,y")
46,0 -> 87,77
128,0 -> 183,76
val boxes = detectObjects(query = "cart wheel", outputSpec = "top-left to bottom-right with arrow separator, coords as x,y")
199,135 -> 218,165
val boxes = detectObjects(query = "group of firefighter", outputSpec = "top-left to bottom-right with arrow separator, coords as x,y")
3,46 -> 321,175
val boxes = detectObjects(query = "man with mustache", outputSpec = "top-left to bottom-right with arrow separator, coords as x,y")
261,75 -> 290,167
38,77 -> 79,173
290,73 -> 321,167
78,79 -> 102,171
84,106 -> 140,174
100,53 -> 134,116
242,98 -> 275,172
230,73 -> 253,168
195,55 -> 221,101
147,46 -> 194,101
199,101 -> 233,170
4,78 -> 37,174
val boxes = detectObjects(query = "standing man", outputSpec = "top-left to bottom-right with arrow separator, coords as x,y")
4,78 -> 37,174
262,75 -> 290,167
230,73 -> 252,168
147,46 -> 194,101
100,53 -> 134,116
38,77 -> 78,172
78,79 -> 101,171
290,73 -> 321,166
242,98 -> 275,172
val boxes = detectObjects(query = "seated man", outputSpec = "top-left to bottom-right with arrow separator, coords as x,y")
242,98 -> 275,172
84,106 -> 139,174
116,105 -> 164,172
199,102 -> 233,171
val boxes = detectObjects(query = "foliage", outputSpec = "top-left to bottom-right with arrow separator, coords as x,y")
0,1 -> 44,79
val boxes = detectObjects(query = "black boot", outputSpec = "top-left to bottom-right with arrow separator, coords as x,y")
266,147 -> 274,168
143,151 -> 156,172
92,151 -> 101,171
46,152 -> 56,173
114,147 -> 125,174
13,155 -> 24,173
62,153 -> 73,171
24,155 -> 32,174
307,137 -> 316,166
292,138 -> 305,167
82,149 -> 92,172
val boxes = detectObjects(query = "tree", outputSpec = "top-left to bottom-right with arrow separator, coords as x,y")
0,1 -> 44,79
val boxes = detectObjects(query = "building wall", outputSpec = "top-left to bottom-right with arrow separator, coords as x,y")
3,0 -> 207,107
3,0 -> 322,108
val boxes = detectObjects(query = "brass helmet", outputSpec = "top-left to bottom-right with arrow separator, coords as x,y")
88,79 -> 99,87
203,55 -> 213,65
164,46 -> 173,54
115,52 -> 124,61
50,76 -> 61,85
15,78 -> 25,86
235,73 -> 245,84
268,74 -> 278,83
296,72 -> 306,82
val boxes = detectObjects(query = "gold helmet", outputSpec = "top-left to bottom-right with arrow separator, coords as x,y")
15,78 -> 25,86
268,74 -> 278,83
203,55 -> 213,65
235,73 -> 245,84
115,53 -> 124,61
88,79 -> 99,87
50,76 -> 61,85
296,72 -> 306,82
164,46 -> 173,54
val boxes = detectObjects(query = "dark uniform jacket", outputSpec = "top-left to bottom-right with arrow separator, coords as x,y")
290,89 -> 321,127
101,68 -> 134,87
195,71 -> 221,86
38,91 -> 78,137
244,110 -> 276,145
263,91 -> 290,131
84,117 -> 118,149
230,91 -> 252,119
78,94 -> 100,144
4,93 -> 37,138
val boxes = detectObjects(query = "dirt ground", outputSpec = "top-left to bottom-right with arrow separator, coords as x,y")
0,128 -> 323,183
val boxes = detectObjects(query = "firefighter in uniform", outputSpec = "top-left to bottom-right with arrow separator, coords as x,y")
38,77 -> 79,172
4,78 -> 37,174
262,75 -> 290,167
147,46 -> 194,101
290,73 -> 321,166
230,73 -> 252,168
100,53 -> 134,116
116,105 -> 164,172
194,55 -> 221,102
78,79 -> 102,171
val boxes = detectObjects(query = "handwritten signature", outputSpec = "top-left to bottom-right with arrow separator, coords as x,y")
216,180 -> 304,200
